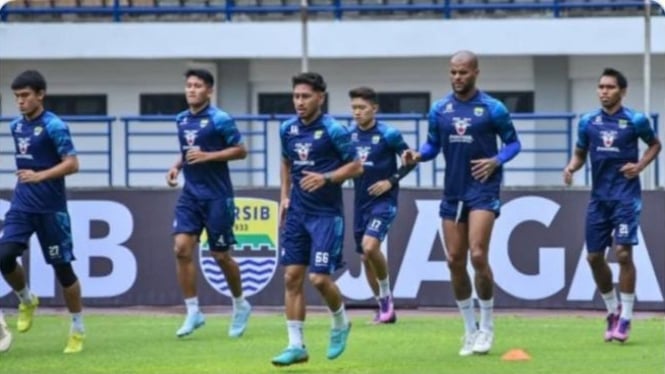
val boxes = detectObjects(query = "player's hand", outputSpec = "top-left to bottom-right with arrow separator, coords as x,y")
368,180 -> 392,196
470,157 -> 499,183
300,170 -> 326,193
185,148 -> 210,164
563,167 -> 574,186
166,167 -> 180,187
16,169 -> 44,184
619,162 -> 643,179
401,150 -> 421,166
279,198 -> 290,228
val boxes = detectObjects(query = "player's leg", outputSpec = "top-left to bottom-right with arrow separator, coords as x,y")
172,197 -> 205,337
440,201 -> 474,356
585,200 -> 618,341
467,201 -> 499,354
206,198 -> 251,338
610,199 -> 641,342
354,214 -> 380,322
0,210 -> 37,333
361,211 -> 396,324
35,210 -> 84,353
0,309 -> 11,353
272,213 -> 309,366
306,215 -> 351,360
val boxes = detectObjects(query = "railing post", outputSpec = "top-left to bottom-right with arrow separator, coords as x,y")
415,118 -> 421,187
333,0 -> 342,20
113,0 -> 121,22
225,0 -> 234,22
443,0 -> 451,19
263,119 -> 269,186
552,0 -> 560,18
0,3 -> 8,22
108,119 -> 114,186
124,119 -> 130,187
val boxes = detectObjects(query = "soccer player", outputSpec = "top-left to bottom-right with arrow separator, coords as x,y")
563,68 -> 661,343
402,51 -> 521,356
271,73 -> 362,366
0,309 -> 11,352
0,70 -> 86,353
165,69 -> 252,339
348,86 -> 414,324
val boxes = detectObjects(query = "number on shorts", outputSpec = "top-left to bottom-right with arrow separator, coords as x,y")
369,219 -> 382,231
315,252 -> 329,265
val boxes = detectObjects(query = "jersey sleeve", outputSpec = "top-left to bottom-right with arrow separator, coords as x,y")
212,112 -> 243,147
328,122 -> 356,163
490,101 -> 519,145
576,117 -> 590,150
279,121 -> 290,159
633,114 -> 657,144
384,126 -> 409,156
45,118 -> 77,157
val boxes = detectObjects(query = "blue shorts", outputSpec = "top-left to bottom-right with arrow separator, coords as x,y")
586,199 -> 641,252
0,209 -> 75,265
353,205 -> 397,254
173,194 -> 236,251
439,195 -> 501,223
280,211 -> 344,274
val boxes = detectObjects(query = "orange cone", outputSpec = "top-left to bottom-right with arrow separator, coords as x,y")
501,349 -> 531,361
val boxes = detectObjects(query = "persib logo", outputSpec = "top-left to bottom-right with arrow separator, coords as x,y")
199,197 -> 279,298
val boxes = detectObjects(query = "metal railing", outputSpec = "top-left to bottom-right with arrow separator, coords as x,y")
0,0 -> 654,22
0,115 -> 114,186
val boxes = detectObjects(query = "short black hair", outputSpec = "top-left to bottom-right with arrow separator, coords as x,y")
11,70 -> 47,92
185,68 -> 214,87
349,86 -> 377,104
292,72 -> 326,92
600,68 -> 628,90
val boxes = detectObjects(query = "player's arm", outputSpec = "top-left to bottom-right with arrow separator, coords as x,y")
166,157 -> 183,187
619,115 -> 662,179
563,118 -> 589,185
18,119 -> 79,184
403,108 -> 440,166
471,103 -> 521,183
300,124 -> 363,193
368,128 -> 416,196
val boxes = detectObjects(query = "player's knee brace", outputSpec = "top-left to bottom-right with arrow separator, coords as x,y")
53,263 -> 78,288
0,243 -> 25,275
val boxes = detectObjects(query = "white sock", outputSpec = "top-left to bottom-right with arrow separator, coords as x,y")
601,289 -> 619,315
619,293 -> 635,320
375,296 -> 381,309
378,277 -> 391,298
71,312 -> 85,333
478,298 -> 494,332
456,297 -> 477,335
15,287 -> 33,305
286,320 -> 304,348
184,297 -> 199,315
232,295 -> 245,309
331,305 -> 349,330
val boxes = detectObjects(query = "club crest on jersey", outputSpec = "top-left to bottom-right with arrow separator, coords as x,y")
183,130 -> 198,147
371,135 -> 381,144
618,119 -> 628,129
314,130 -> 323,139
200,119 -> 209,128
597,130 -> 619,152
449,117 -> 474,144
474,107 -> 485,117
356,146 -> 373,165
33,126 -> 43,136
293,142 -> 314,166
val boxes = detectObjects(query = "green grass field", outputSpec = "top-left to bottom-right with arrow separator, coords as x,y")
0,312 -> 663,374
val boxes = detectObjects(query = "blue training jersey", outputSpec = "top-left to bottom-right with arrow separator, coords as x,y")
576,107 -> 656,200
9,111 -> 76,213
350,121 -> 409,212
426,91 -> 519,200
176,105 -> 243,200
280,114 -> 356,216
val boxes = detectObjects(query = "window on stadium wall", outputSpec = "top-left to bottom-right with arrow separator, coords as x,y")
485,91 -> 535,113
375,92 -> 430,114
44,95 -> 107,116
140,94 -> 188,115
258,93 -> 329,115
